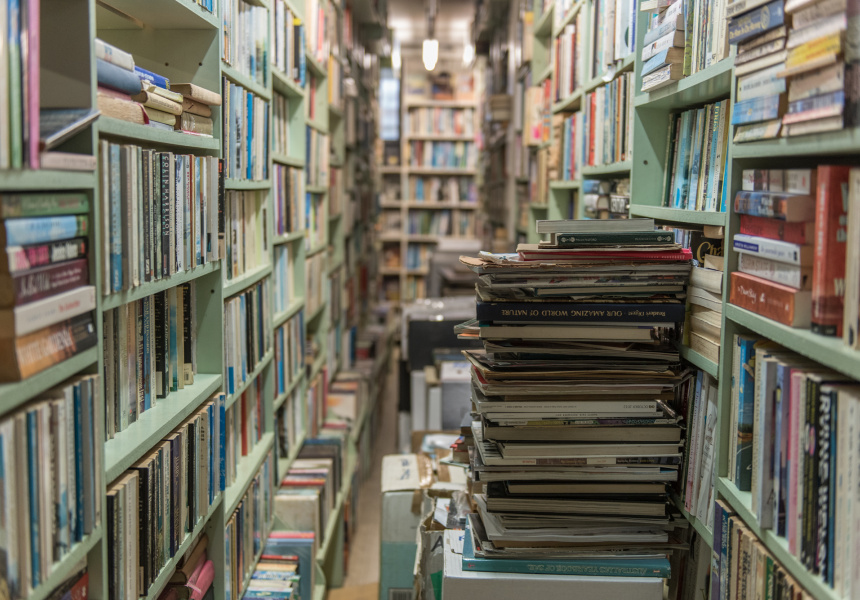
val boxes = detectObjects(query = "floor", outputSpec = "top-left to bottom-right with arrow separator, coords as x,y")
328,349 -> 401,600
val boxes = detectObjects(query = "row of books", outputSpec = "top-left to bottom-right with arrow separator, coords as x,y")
96,41 -> 219,136
329,166 -> 345,217
275,310 -> 305,398
406,244 -> 431,271
582,177 -> 631,219
405,107 -> 476,136
103,286 -> 196,439
225,377 -> 264,490
590,0 -> 637,77
272,0 -> 307,86
662,99 -> 731,212
304,191 -> 326,250
726,335 -> 860,592
240,546 -> 302,599
224,451 -> 275,600
304,0 -> 329,65
581,72 -> 634,167
225,190 -> 268,281
407,210 -> 453,236
0,375 -> 101,598
407,140 -> 477,169
305,252 -> 325,318
410,176 -> 478,204
106,394 -> 224,600
553,111 -> 582,181
553,14 -> 585,102
305,127 -> 329,187
260,533 -> 316,600
222,78 -> 269,182
276,385 -> 305,463
99,144 -> 222,294
224,277 -> 273,396
222,0 -> 269,86
0,0 -> 39,168
273,245 -> 293,315
273,93 -> 293,158
274,164 -> 304,237
678,370 -> 718,524
729,166 -> 859,346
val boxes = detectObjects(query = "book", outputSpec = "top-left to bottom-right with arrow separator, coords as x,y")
0,258 -> 89,308
96,58 -> 142,96
172,83 -> 221,106
732,234 -> 813,265
733,190 -> 815,221
132,91 -> 183,116
544,231 -> 675,247
175,113 -> 214,136
134,65 -> 170,89
738,214 -> 814,245
94,38 -> 135,71
475,301 -> 687,323
97,91 -> 147,125
844,167 -> 860,348
728,0 -> 786,44
737,252 -> 812,289
811,165 -> 850,336
536,218 -> 654,234
38,108 -> 100,151
730,271 -> 812,327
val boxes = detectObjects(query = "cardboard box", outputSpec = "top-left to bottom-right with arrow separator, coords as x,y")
380,454 -> 433,600
441,531 -> 664,600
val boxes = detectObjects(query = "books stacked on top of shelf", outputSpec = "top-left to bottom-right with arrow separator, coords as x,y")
640,0 -> 686,91
408,141 -> 477,169
723,336 -> 860,594
222,0 -> 269,86
729,167 -> 819,327
98,144 -> 223,294
107,393 -> 224,600
264,533 -> 317,600
582,178 -> 630,219
274,455 -> 338,542
662,100 -> 731,212
273,0 -> 306,86
224,451 -> 275,600
582,73 -> 633,167
0,375 -> 100,596
171,83 -> 221,137
454,218 -> 694,585
0,192 -> 96,381
223,79 -> 269,181
158,534 -> 214,600
102,286 -> 198,439
727,0 -> 788,141
240,551 -> 301,599
553,11 -> 585,101
96,39 -> 176,131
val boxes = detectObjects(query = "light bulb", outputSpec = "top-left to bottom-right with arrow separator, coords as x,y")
423,39 -> 439,71
463,42 -> 474,66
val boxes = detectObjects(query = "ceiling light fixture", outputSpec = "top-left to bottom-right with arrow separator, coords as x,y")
423,38 -> 439,71
463,41 -> 475,66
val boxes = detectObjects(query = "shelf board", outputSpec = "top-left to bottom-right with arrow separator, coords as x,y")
307,301 -> 326,323
105,373 -> 222,482
628,204 -> 728,226
305,52 -> 327,77
731,127 -> 860,159
143,493 -> 223,600
274,372 -> 306,411
726,304 -> 860,380
309,352 -> 326,380
273,297 -> 306,327
225,178 -> 270,190
406,234 -> 440,242
635,58 -> 733,110
378,166 -> 401,174
407,167 -> 476,175
529,203 -> 549,211
102,262 -> 220,310
327,257 -> 345,273
537,63 -> 553,83
670,493 -> 713,548
221,64 -> 272,101
716,478 -> 840,600
273,230 -> 305,245
549,180 -> 581,190
276,428 -> 308,480
272,153 -> 305,168
27,528 -> 102,600
96,0 -> 218,29
582,160 -> 632,176
329,104 -> 344,119
0,347 -> 98,415
225,432 -> 275,515
400,201 -> 478,209
225,350 -> 273,409
404,134 -> 475,142
552,0 -> 585,36
534,4 -> 554,36
272,69 -> 306,98
404,99 -> 478,108
307,184 -> 328,193
0,169 -> 95,191
307,242 -> 327,256
223,263 -> 273,298
307,118 -> 328,133
678,344 -> 720,379
584,55 -> 636,94
552,89 -> 583,113
98,117 -> 220,151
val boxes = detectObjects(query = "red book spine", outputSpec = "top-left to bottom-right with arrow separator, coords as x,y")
730,271 -> 812,327
3,258 -> 89,307
589,94 -> 597,165
811,165 -> 850,336
738,215 -> 814,245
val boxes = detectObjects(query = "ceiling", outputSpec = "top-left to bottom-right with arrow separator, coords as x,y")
387,0 -> 475,51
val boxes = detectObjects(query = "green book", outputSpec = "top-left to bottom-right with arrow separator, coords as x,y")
0,192 -> 89,217
550,231 -> 674,246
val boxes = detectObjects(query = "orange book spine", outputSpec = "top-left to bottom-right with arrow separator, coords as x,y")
730,271 -> 812,327
1,312 -> 97,381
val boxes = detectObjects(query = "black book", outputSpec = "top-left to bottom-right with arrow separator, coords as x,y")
182,283 -> 194,386
160,153 -> 171,277
142,149 -> 152,282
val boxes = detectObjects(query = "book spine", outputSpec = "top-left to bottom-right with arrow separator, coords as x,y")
731,94 -> 784,125
737,252 -> 810,289
2,258 -> 89,308
811,165 -> 850,336
738,214 -> 813,245
732,234 -> 808,265
96,58 -> 142,95
4,237 -> 87,275
734,191 -> 812,220
134,66 -> 170,90
94,39 -> 135,71
3,215 -> 88,247
0,193 -> 89,218
730,271 -> 810,327
728,0 -> 785,44
6,285 -> 96,338
476,301 -> 686,323
554,231 -> 675,245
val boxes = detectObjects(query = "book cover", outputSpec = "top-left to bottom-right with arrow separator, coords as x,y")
732,233 -> 812,265
728,0 -> 786,44
730,271 -> 812,327
96,58 -> 142,95
811,165 -> 850,336
134,65 -> 170,90
0,258 -> 89,308
731,94 -> 786,125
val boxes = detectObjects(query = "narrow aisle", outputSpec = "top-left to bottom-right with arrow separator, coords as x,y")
329,348 -> 401,599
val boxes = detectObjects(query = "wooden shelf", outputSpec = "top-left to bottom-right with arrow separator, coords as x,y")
307,118 -> 328,133
583,54 -> 636,94
305,52 -> 327,77
273,69 -> 306,98
274,372 -> 306,411
582,160 -> 632,176
26,529 -> 102,600
225,432 -> 275,515
276,428 -> 308,480
552,0 -> 585,36
0,169 -> 95,191
225,178 -> 271,190
679,344 -> 719,379
404,99 -> 478,108
0,347 -> 99,415
635,58 -> 733,110
405,134 -> 475,141
537,63 -> 553,82
670,493 -> 713,548
407,167 -> 476,175
225,350 -> 273,409
273,153 -> 305,168
222,63 -> 272,101
628,204 -> 728,226
223,263 -> 273,298
96,0 -> 218,29
98,117 -> 220,151
307,184 -> 328,193
534,4 -> 554,36
102,262 -> 220,310
549,180 -> 581,190
105,373 -> 222,481
731,127 -> 860,159
274,230 -> 305,245
552,90 -> 583,113
273,297 -> 305,327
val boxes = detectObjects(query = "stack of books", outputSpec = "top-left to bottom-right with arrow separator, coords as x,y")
172,83 -> 221,137
264,532 -> 317,600
0,193 -> 96,381
455,217 -> 694,581
239,552 -> 300,599
728,0 -> 788,141
729,168 -> 817,327
640,0 -> 685,92
680,224 -> 725,363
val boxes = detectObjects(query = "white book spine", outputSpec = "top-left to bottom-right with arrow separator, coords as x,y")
733,234 -> 808,265
8,285 -> 96,337
94,38 -> 135,71
737,252 -> 810,288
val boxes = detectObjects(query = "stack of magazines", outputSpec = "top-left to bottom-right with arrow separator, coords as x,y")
455,217 -> 695,579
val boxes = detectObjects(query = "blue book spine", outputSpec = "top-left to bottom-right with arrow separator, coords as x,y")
73,387 -> 84,540
731,94 -> 783,125
728,0 -> 785,45
247,91 -> 253,180
96,58 -> 142,95
3,215 -> 87,246
134,65 -> 170,89
208,403 -> 214,504
711,501 -> 724,600
641,48 -> 676,76
673,111 -> 693,208
827,388 -> 838,584
219,393 -> 226,492
26,411 -> 40,587
736,336 -> 756,491
718,502 -> 732,600
787,90 -> 844,114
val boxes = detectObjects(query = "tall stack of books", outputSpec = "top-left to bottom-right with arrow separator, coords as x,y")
455,218 -> 694,584
727,0 -> 789,142
729,168 -> 817,327
0,193 -> 96,381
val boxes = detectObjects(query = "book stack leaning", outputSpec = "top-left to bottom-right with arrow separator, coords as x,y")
453,218 -> 695,595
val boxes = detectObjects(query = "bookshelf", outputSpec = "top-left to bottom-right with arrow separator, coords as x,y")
0,0 -> 386,597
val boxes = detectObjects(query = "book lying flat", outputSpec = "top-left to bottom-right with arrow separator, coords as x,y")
496,441 -> 682,459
